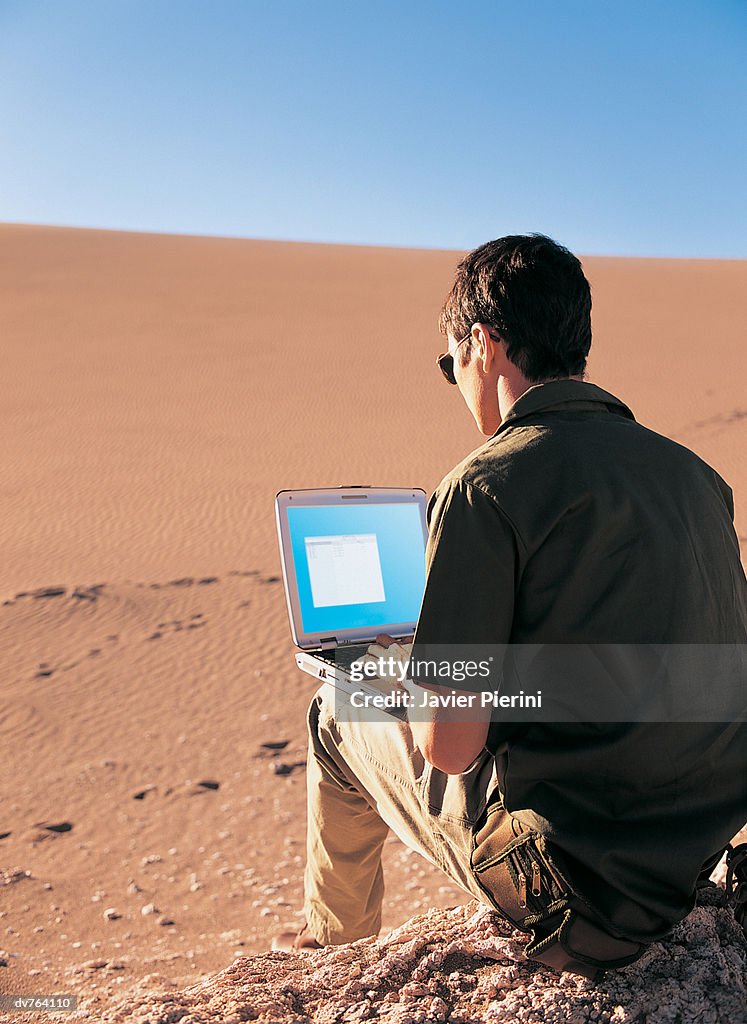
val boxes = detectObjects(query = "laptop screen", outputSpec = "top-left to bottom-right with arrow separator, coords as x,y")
286,501 -> 426,635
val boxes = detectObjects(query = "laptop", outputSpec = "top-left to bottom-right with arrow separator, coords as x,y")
275,486 -> 428,708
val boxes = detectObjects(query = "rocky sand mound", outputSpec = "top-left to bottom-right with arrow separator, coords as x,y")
83,890 -> 745,1024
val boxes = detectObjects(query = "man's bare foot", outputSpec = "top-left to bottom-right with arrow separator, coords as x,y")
272,922 -> 324,952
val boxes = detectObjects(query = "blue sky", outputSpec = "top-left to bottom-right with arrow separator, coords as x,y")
1,0 -> 745,257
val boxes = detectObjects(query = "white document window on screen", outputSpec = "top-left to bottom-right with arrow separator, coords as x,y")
305,533 -> 387,608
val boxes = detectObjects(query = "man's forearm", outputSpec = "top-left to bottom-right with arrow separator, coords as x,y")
403,677 -> 490,774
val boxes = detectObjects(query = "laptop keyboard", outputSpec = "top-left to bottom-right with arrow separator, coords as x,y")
312,644 -> 410,721
316,645 -> 370,671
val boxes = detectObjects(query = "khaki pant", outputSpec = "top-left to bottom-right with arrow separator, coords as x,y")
304,683 -> 500,944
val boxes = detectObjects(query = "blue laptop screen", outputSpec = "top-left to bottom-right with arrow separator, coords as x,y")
287,502 -> 426,635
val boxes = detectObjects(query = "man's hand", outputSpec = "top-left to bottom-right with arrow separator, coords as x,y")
359,634 -> 413,682
370,634 -> 491,775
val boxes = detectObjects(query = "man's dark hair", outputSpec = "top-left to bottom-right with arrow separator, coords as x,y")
439,234 -> 592,382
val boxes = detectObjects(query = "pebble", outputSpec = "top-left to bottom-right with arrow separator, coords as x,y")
0,869 -> 31,885
103,908 -> 121,921
158,916 -> 175,927
141,903 -> 158,916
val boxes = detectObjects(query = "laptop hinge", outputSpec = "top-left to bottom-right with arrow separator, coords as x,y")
319,637 -> 337,651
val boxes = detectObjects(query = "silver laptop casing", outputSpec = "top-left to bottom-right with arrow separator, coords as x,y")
275,486 -> 427,700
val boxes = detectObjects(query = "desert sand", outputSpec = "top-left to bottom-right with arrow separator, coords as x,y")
0,225 -> 745,1019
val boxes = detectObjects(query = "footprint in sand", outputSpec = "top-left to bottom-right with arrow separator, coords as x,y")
2,583 -> 114,678
11,571 -> 275,676
228,568 -> 280,589
146,613 -> 206,641
228,569 -> 281,584
259,740 -> 290,753
134,569 -> 277,591
131,779 -> 221,801
272,761 -> 306,776
6,583 -> 103,604
147,576 -> 219,590
685,407 -> 747,436
24,821 -> 74,844
32,632 -> 119,681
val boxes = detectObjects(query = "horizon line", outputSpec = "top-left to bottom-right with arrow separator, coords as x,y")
2,219 -> 746,264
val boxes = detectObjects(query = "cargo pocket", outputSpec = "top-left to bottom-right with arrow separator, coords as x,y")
470,804 -> 648,978
470,805 -> 572,932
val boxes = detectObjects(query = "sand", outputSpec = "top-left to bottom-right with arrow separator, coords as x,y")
0,224 -> 745,1017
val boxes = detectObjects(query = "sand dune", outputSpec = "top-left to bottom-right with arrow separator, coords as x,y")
1,225 -> 744,591
0,225 -> 745,1011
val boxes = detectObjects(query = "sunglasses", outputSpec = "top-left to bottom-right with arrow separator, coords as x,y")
436,333 -> 471,385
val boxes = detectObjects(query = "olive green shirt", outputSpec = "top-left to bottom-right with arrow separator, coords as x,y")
412,379 -> 747,938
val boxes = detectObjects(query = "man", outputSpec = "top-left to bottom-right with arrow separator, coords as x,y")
276,234 -> 747,977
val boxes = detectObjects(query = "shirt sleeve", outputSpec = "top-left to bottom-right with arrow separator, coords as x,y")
412,478 -> 519,651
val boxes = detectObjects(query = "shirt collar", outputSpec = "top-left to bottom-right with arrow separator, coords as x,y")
493,379 -> 636,437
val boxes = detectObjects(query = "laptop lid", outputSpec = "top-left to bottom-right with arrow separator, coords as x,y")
275,486 -> 428,650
